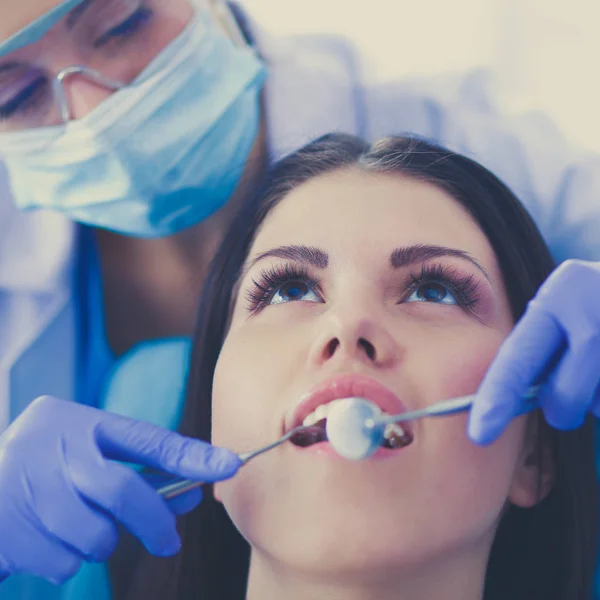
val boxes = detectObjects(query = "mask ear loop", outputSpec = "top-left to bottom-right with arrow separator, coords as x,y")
52,66 -> 126,124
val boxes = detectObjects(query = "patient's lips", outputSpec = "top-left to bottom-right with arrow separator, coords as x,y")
288,374 -> 414,452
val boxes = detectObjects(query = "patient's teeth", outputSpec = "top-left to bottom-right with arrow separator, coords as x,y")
302,399 -> 389,430
314,404 -> 329,422
383,423 -> 405,439
302,400 -> 342,427
327,399 -> 343,411
303,412 -> 319,427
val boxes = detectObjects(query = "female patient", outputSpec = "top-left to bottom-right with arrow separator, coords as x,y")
129,134 -> 598,600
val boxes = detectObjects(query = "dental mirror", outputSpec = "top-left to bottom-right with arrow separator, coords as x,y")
325,398 -> 385,460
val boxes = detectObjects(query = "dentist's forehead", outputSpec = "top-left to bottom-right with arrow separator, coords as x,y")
0,0 -> 213,57
1,0 -> 80,37
0,0 -> 84,55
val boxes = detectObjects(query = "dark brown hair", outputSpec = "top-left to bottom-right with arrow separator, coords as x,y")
127,134 -> 598,600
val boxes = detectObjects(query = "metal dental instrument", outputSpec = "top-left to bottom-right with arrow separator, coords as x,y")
155,425 -> 322,500
155,385 -> 541,498
326,385 -> 542,460
365,384 -> 541,429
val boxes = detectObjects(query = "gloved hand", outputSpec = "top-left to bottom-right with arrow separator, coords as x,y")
469,259 -> 600,444
0,395 -> 241,584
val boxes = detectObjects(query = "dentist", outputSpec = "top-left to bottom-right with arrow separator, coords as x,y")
0,1 -> 599,599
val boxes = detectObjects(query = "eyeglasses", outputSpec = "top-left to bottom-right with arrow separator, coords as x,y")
54,65 -> 126,123
0,0 -> 249,132
0,63 -> 127,131
0,0 -> 176,132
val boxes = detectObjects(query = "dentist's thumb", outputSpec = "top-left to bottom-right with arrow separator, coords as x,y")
94,412 -> 243,481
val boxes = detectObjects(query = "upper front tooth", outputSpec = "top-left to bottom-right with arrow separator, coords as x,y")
383,423 -> 406,439
302,398 -> 384,428
302,399 -> 342,426
314,404 -> 329,422
303,412 -> 319,427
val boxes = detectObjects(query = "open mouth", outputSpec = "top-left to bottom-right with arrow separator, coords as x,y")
290,399 -> 414,450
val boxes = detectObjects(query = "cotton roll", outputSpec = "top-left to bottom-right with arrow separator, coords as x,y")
325,397 -> 383,460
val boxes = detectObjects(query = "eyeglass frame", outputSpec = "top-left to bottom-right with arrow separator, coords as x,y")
52,65 -> 126,124
7,1 -> 250,127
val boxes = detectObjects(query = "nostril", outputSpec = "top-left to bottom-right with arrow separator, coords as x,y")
324,338 -> 340,359
358,338 -> 376,360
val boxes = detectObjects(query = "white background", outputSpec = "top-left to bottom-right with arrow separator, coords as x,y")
246,0 -> 599,152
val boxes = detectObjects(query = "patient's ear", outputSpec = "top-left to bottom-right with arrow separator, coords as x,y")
508,416 -> 554,508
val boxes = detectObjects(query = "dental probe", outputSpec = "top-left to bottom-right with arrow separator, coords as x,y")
155,386 -> 541,497
155,425 -> 323,500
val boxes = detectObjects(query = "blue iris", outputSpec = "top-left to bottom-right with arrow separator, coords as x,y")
406,283 -> 458,305
270,281 -> 320,305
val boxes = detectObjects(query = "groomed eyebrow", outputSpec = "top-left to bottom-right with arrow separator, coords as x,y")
245,245 -> 329,273
390,244 -> 491,281
242,242 -> 489,281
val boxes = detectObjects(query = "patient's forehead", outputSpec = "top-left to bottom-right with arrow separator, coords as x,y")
255,169 -> 496,267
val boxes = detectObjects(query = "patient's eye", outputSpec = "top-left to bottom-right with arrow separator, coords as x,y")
271,281 -> 320,305
246,264 -> 323,314
406,282 -> 458,305
400,263 -> 481,313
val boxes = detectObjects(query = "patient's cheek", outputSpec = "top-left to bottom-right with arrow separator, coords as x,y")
211,340 -> 262,450
423,335 -> 505,401
421,336 -> 526,510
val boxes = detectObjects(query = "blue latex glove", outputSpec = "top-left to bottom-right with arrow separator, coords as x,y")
469,259 -> 600,444
0,395 -> 241,585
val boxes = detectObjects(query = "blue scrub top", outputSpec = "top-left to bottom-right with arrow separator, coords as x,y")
0,229 -> 191,600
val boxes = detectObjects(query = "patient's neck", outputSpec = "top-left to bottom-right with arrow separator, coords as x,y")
245,545 -> 489,600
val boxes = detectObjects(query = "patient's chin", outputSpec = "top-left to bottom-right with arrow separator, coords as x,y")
224,490 -> 471,581
242,521 -> 472,583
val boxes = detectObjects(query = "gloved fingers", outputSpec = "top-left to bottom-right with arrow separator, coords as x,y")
533,260 -> 600,319
590,382 -> 600,417
165,487 -> 203,516
71,460 -> 181,556
35,488 -> 119,564
16,530 -> 82,585
0,554 -> 12,581
537,340 -> 600,429
94,414 -> 241,481
28,436 -> 123,562
143,472 -> 204,515
468,305 -> 565,445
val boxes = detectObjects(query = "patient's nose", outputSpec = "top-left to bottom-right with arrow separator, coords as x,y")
310,312 -> 399,369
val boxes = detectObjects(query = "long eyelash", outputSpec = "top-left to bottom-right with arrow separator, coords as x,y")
406,263 -> 482,311
94,6 -> 154,48
0,78 -> 49,121
246,264 -> 321,314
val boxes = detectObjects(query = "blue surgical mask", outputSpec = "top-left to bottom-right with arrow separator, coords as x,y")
0,11 -> 267,238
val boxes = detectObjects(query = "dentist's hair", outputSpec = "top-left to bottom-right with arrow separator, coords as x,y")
128,134 -> 598,600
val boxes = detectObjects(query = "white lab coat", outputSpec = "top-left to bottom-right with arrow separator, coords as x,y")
1,10 -> 600,435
